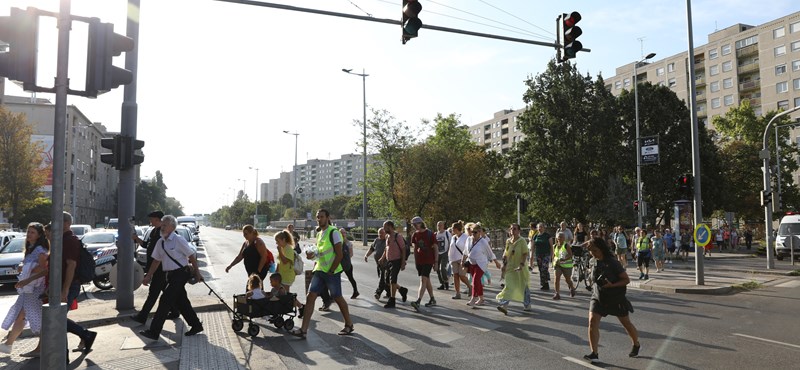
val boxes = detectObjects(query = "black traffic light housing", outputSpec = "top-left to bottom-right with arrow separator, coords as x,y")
86,19 -> 134,97
99,135 -> 144,170
558,11 -> 582,62
0,8 -> 39,89
402,0 -> 422,44
676,174 -> 692,196
633,200 -> 640,211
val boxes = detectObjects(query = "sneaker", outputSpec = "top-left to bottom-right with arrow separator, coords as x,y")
0,342 -> 11,354
399,287 -> 409,302
523,304 -> 532,311
497,305 -> 508,316
445,283 -> 450,290
424,299 -> 437,307
351,292 -> 360,299
570,288 -> 576,298
540,286 -> 550,291
410,301 -> 420,312
383,298 -> 396,309
138,330 -> 159,341
374,293 -> 381,300
185,324 -> 204,336
583,352 -> 599,363
552,293 -> 560,300
629,343 -> 641,358
644,274 -> 649,280
639,273 -> 644,280
452,294 -> 462,300
437,284 -> 446,290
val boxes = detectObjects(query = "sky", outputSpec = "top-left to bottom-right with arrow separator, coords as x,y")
3,0 -> 799,215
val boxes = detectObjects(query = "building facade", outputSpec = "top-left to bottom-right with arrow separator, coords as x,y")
467,109 -> 526,154
3,95 -> 120,226
264,153 -> 368,203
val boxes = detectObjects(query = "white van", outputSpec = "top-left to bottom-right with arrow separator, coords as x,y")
176,216 -> 199,233
775,214 -> 800,260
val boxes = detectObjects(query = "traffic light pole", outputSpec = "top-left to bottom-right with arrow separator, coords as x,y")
41,1 -> 71,367
115,0 -> 141,310
685,0 -> 705,284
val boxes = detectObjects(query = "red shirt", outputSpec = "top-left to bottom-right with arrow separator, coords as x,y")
62,230 -> 81,285
411,229 -> 437,265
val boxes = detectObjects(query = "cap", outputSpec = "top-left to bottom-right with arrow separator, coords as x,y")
147,210 -> 165,219
410,216 -> 423,224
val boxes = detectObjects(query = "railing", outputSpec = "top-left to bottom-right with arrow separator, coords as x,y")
695,76 -> 706,85
739,80 -> 760,91
736,44 -> 759,58
696,92 -> 706,101
737,61 -> 759,75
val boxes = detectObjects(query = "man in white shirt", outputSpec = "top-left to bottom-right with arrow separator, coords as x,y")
435,221 -> 452,291
139,215 -> 204,340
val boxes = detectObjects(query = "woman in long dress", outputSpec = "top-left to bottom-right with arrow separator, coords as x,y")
0,223 -> 50,357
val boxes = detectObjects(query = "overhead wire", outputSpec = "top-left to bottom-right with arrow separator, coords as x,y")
478,0 -> 556,37
345,0 -> 373,17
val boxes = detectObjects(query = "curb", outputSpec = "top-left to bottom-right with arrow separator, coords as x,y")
629,281 -> 733,295
80,302 -> 230,329
666,264 -> 794,276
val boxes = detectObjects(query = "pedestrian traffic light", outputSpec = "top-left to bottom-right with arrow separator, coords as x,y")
86,19 -> 134,97
402,0 -> 422,44
0,8 -> 39,89
100,136 -> 120,169
676,174 -> 692,194
131,138 -> 145,167
558,11 -> 582,62
633,200 -> 640,211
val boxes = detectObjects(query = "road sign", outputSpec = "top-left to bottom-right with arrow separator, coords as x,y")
640,135 -> 659,165
694,224 -> 711,247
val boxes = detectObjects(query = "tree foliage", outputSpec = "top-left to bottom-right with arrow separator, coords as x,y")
134,170 -> 184,223
0,107 -> 46,226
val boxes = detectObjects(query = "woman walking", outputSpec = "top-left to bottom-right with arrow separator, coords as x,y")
496,223 -> 531,314
531,223 -> 553,291
463,223 -> 500,307
651,230 -> 665,272
339,228 -> 359,299
448,221 -> 471,299
552,232 -> 577,299
1,223 -> 49,357
226,225 -> 274,284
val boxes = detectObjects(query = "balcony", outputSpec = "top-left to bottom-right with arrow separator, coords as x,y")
736,44 -> 759,58
738,80 -> 760,92
695,76 -> 706,86
737,61 -> 759,75
741,97 -> 761,107
696,91 -> 706,101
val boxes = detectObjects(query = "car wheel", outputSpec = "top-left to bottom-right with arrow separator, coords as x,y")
93,276 -> 113,290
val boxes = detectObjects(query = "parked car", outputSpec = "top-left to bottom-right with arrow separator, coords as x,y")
0,238 -> 25,285
70,224 -> 93,239
106,218 -> 119,229
776,214 -> 800,260
225,225 -> 232,230
176,216 -> 199,232
0,231 -> 25,249
82,231 -> 118,254
136,225 -> 197,267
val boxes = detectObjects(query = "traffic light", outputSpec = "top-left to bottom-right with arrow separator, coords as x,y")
86,19 -> 134,97
0,8 -> 39,88
633,200 -> 640,211
559,11 -> 582,62
131,137 -> 145,167
676,174 -> 692,195
402,0 -> 422,44
100,136 -> 121,169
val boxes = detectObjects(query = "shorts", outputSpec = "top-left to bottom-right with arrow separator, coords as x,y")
616,247 -> 628,256
387,259 -> 402,284
450,261 -> 465,276
680,244 -> 690,251
308,270 -> 343,298
590,297 -> 633,317
416,263 -> 433,277
554,265 -> 573,277
637,252 -> 650,268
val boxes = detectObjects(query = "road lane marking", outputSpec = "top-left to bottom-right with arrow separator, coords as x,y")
733,333 -> 800,349
563,356 -> 604,369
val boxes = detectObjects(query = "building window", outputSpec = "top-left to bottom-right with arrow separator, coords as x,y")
708,48 -> 718,59
778,100 -> 790,110
624,78 -> 631,87
668,78 -> 677,87
795,97 -> 800,107
710,81 -> 720,92
792,21 -> 800,33
709,65 -> 719,76
723,78 -> 733,89
735,36 -> 757,49
668,63 -> 675,72
777,64 -> 787,75
721,44 -> 732,55
711,98 -> 721,108
794,60 -> 800,71
722,61 -> 732,72
724,95 -> 734,106
777,81 -> 789,93
775,45 -> 787,56
615,81 -> 622,89
656,67 -> 665,76
794,78 -> 800,90
793,41 -> 800,52
774,27 -> 786,39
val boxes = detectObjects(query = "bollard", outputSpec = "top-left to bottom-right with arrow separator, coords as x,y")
791,234 -> 795,266
305,270 -> 313,295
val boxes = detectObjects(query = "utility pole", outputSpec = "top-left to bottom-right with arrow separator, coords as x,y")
685,0 -> 704,284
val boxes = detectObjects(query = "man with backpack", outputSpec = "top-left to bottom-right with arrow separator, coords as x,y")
131,210 -> 179,324
409,216 -> 438,311
61,212 -> 98,353
435,221 -> 452,291
379,220 -> 409,308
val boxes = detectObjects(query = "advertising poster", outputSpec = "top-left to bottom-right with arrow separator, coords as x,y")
31,135 -> 54,193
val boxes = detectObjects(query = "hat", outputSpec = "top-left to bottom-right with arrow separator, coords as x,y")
147,210 -> 165,219
410,216 -> 423,224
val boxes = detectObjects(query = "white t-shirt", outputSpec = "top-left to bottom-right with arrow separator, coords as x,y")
436,230 -> 451,255
250,287 -> 266,300
449,233 -> 468,262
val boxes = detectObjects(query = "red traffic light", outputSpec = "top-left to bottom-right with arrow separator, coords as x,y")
564,11 -> 581,27
633,200 -> 640,210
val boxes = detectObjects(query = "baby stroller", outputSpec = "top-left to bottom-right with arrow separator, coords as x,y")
231,292 -> 299,337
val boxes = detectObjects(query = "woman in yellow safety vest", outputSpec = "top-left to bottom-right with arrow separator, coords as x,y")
552,231 -> 576,300
635,228 -> 652,280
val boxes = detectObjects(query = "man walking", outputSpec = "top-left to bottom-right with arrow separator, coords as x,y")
435,221 -> 451,291
379,221 -> 409,308
131,210 -> 178,324
365,228 -> 388,300
291,209 -> 354,338
139,215 -> 205,340
409,216 -> 438,311
61,212 -> 98,352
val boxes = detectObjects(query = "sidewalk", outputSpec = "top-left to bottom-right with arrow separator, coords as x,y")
0,283 -> 246,370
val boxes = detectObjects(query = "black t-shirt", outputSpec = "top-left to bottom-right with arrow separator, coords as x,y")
145,226 -> 162,271
574,231 -> 587,245
592,256 -> 626,301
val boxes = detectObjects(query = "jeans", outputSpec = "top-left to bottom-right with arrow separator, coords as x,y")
436,254 -> 449,286
66,283 -> 91,340
499,286 -> 531,307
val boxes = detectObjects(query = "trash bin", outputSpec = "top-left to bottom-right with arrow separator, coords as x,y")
305,270 -> 313,295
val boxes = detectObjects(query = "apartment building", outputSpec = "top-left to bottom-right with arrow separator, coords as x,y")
467,109 -> 526,153
2,95 -> 120,226
605,11 -> 800,127
264,153 -> 368,202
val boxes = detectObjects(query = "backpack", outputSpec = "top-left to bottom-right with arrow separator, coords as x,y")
76,240 -> 96,284
292,251 -> 303,275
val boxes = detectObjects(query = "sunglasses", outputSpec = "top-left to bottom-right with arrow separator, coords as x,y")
472,230 -> 480,234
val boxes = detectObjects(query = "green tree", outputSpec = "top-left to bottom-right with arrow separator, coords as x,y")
16,197 -> 52,227
0,107 -> 46,226
134,170 -> 184,223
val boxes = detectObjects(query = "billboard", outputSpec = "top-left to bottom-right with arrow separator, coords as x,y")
31,135 -> 54,192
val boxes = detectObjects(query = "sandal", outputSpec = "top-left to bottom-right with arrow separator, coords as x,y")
319,305 -> 330,312
338,325 -> 354,336
290,328 -> 307,339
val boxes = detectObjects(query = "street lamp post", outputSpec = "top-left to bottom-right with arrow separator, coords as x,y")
249,166 -> 259,228
283,131 -> 300,229
634,52 -> 656,228
343,68 -> 369,246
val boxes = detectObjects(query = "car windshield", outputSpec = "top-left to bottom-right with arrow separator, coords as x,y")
778,222 -> 800,236
71,226 -> 88,236
82,233 -> 116,244
176,228 -> 191,243
0,239 -> 25,254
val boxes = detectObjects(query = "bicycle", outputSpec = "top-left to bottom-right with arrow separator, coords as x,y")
571,245 -> 593,291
